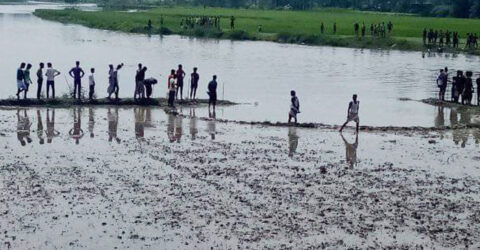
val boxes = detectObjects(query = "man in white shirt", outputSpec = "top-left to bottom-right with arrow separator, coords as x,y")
45,63 -> 60,99
88,68 -> 95,100
340,94 -> 360,133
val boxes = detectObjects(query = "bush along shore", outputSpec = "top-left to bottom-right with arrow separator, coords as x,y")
33,7 -> 480,54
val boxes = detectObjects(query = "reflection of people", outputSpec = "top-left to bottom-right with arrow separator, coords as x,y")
37,110 -> 44,144
340,94 -> 360,133
69,108 -> 84,144
88,107 -> 95,138
189,108 -> 198,140
435,106 -> 445,139
17,109 -> 32,146
341,133 -> 358,168
167,113 -> 176,143
288,127 -> 299,157
208,111 -> 216,140
108,108 -> 121,143
175,115 -> 183,143
135,107 -> 145,139
45,109 -> 60,143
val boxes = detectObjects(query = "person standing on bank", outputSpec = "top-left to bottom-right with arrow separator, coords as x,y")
176,64 -> 185,100
45,62 -> 60,99
88,68 -> 95,100
340,94 -> 360,133
168,74 -> 177,108
208,75 -> 218,112
69,61 -> 85,99
23,64 -> 33,99
16,63 -> 26,99
134,63 -> 145,100
190,67 -> 199,101
288,90 -> 300,124
36,62 -> 44,99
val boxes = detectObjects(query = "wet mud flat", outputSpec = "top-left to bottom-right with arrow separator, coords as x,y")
1,107 -> 480,249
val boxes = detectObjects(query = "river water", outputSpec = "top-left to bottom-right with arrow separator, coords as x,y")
1,2 -> 480,127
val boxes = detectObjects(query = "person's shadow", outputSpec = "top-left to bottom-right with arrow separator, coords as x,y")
341,133 -> 359,168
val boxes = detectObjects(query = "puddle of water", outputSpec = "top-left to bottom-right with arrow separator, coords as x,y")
2,4 -> 480,126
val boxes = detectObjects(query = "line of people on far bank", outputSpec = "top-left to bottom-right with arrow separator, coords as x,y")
16,62 -> 220,111
437,67 -> 480,105
319,21 -> 394,37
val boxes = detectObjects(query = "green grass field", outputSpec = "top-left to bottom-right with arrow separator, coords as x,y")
34,7 -> 480,52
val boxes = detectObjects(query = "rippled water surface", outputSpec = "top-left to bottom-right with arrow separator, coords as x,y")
1,3 -> 480,126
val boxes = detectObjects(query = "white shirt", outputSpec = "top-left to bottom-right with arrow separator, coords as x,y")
350,101 -> 360,114
45,68 -> 59,81
89,74 -> 95,86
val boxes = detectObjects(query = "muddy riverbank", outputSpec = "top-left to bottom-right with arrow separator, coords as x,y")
1,107 -> 480,248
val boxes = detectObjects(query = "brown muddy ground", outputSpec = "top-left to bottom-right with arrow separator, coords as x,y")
1,107 -> 480,249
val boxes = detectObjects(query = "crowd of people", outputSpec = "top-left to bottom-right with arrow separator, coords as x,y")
423,29 -> 461,48
437,67 -> 480,105
15,61 -> 220,113
319,21 -> 393,38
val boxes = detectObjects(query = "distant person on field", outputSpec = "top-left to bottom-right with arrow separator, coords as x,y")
69,61 -> 85,99
89,68 -> 95,100
320,22 -> 325,34
422,28 -> 427,45
333,22 -> 337,34
23,64 -> 33,99
190,67 -> 199,101
288,90 -> 300,124
354,22 -> 359,36
36,62 -> 44,99
361,22 -> 366,37
176,64 -> 185,100
230,16 -> 235,30
16,62 -> 26,100
340,94 -> 360,133
45,62 -> 60,99
208,75 -> 218,112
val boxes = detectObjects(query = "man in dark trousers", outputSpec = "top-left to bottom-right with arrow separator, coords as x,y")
36,63 -> 44,99
190,67 -> 199,101
69,61 -> 85,99
176,64 -> 185,100
208,75 -> 218,112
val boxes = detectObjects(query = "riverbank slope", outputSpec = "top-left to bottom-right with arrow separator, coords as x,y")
34,7 -> 480,54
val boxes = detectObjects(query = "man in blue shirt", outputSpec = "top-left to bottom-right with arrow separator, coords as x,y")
69,61 -> 85,99
208,75 -> 218,112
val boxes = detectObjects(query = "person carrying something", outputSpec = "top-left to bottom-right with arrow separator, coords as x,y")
69,61 -> 85,99
288,90 -> 300,124
340,94 -> 360,133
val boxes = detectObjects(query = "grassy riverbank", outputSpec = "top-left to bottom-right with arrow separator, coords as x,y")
34,7 -> 480,53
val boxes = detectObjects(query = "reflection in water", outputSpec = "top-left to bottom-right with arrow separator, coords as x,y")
288,127 -> 299,157
189,108 -> 198,140
37,110 -> 44,144
88,107 -> 95,138
46,109 -> 60,144
435,106 -> 445,139
108,108 -> 121,143
208,111 -> 216,140
69,108 -> 84,144
134,107 -> 145,139
341,133 -> 358,168
16,109 -> 32,146
167,113 -> 183,143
